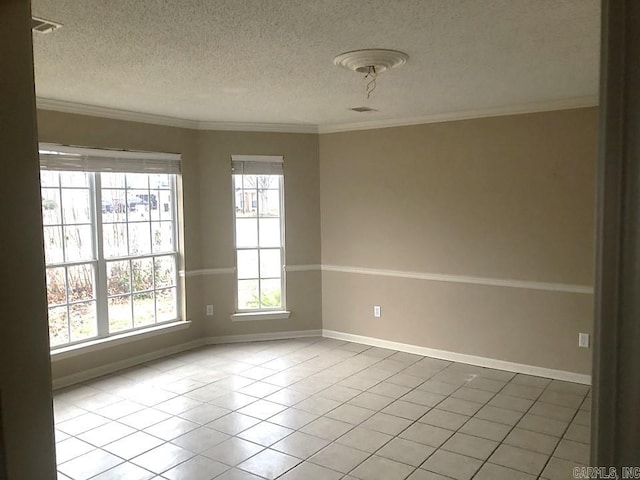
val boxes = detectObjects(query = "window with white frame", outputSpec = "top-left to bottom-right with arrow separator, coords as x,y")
39,144 -> 181,348
232,155 -> 285,311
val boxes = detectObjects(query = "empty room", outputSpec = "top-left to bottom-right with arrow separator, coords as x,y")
2,0 -> 639,479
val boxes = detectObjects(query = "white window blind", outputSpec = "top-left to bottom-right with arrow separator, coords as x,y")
231,155 -> 284,175
39,143 -> 181,174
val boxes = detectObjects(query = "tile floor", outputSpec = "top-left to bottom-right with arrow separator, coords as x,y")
54,337 -> 591,480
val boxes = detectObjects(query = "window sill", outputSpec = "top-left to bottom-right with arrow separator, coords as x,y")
231,311 -> 291,321
50,320 -> 191,361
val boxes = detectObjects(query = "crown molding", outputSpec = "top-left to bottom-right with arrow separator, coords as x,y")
197,120 -> 317,134
36,97 -> 319,134
37,95 -> 598,135
317,95 -> 599,134
36,97 -> 199,129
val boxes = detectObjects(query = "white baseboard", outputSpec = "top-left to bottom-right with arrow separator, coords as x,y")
52,329 -> 323,390
53,327 -> 590,390
322,329 -> 592,385
52,338 -> 205,390
204,329 -> 323,345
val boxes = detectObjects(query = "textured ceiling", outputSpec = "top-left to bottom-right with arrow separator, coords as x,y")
31,0 -> 600,129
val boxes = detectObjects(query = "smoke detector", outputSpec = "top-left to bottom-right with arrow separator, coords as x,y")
32,16 -> 63,34
334,49 -> 408,99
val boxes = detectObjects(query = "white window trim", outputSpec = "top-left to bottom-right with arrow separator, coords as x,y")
230,311 -> 291,321
231,159 -> 286,313
50,320 -> 191,361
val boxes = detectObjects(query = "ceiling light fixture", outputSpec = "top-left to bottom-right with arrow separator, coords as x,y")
334,49 -> 409,100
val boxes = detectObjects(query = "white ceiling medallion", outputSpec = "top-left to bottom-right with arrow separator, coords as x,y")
333,49 -> 409,74
334,49 -> 409,100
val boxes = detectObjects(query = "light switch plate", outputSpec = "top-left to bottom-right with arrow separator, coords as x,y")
373,305 -> 381,317
206,305 -> 214,316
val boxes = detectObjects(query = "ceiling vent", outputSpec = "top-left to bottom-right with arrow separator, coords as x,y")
350,106 -> 378,113
31,16 -> 62,34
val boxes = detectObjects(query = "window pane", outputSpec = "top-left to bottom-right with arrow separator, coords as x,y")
233,174 -> 243,192
60,171 -> 89,188
127,194 -> 149,220
129,222 -> 151,255
48,306 -> 68,346
258,190 -> 280,217
101,197 -> 114,217
132,257 -> 153,292
237,249 -> 259,279
259,218 -> 281,247
234,176 -> 249,217
256,175 -> 278,192
133,292 -> 155,327
151,221 -> 173,253
156,288 -> 176,322
154,256 -> 175,288
238,279 -> 259,310
43,226 -> 64,264
107,260 -> 130,295
40,170 -> 59,187
149,174 -> 170,189
128,190 -> 151,221
261,279 -> 282,308
101,172 -> 125,188
103,223 -> 128,257
102,189 -> 128,216
150,191 -> 161,221
237,191 -> 258,217
67,264 -> 94,302
69,301 -> 97,342
146,192 -> 159,213
109,296 -> 132,333
126,173 -> 148,189
243,175 -> 258,190
159,190 -> 173,221
236,218 -> 257,248
61,189 -> 91,224
41,188 -> 61,225
260,249 -> 281,278
46,267 -> 67,306
64,225 -> 94,261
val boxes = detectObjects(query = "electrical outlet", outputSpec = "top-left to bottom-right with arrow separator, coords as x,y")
373,305 -> 381,317
206,305 -> 214,316
578,332 -> 589,348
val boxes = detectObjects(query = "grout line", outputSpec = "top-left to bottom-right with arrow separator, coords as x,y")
466,378 -> 549,479
536,395 -> 591,478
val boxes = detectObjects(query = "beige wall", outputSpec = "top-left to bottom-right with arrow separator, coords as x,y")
35,105 -> 595,380
195,131 -> 322,337
320,108 -> 598,374
0,1 -> 56,477
36,113 -> 323,381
